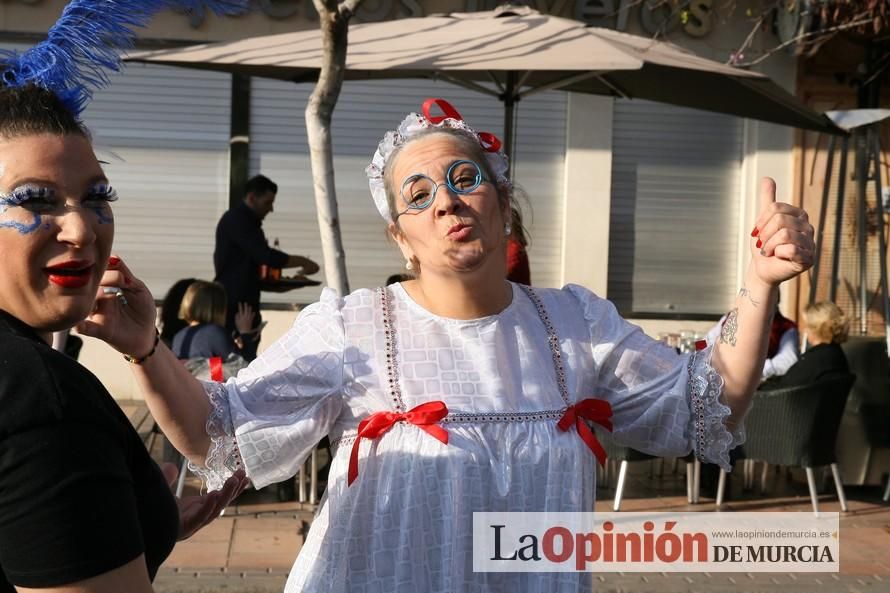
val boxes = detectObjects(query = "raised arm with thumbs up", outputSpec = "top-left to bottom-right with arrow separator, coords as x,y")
710,177 -> 816,429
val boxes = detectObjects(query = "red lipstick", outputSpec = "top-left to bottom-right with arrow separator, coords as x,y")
45,260 -> 93,289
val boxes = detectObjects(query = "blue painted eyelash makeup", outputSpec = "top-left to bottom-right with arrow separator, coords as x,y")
87,184 -> 117,224
0,186 -> 44,234
0,210 -> 41,234
89,183 -> 119,203
2,185 -> 52,205
2,183 -> 118,206
0,183 -> 119,233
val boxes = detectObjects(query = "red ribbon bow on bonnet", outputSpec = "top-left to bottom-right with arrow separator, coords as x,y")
421,98 -> 503,153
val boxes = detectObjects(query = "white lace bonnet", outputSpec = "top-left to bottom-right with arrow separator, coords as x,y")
366,98 -> 510,223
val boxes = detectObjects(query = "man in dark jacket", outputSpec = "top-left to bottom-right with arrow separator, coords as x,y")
214,175 -> 319,360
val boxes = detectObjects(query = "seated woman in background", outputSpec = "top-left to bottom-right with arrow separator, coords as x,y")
172,280 -> 255,360
761,294 -> 799,381
159,277 -> 197,348
761,301 -> 849,389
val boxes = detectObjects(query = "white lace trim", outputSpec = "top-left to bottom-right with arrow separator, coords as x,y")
188,381 -> 244,492
687,345 -> 746,472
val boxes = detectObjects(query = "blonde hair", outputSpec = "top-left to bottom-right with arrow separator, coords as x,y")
803,301 -> 849,344
178,281 -> 227,327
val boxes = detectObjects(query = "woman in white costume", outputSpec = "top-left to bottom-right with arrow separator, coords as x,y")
85,98 -> 815,593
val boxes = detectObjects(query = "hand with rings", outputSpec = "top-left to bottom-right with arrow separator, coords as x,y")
102,286 -> 128,307
78,255 -> 159,359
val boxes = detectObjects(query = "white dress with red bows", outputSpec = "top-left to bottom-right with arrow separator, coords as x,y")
195,283 -> 743,593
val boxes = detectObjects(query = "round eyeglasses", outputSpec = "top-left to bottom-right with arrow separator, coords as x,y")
398,160 -> 488,215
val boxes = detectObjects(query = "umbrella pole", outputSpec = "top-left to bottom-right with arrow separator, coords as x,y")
868,125 -> 890,356
810,134 -> 837,305
502,71 -> 517,177
830,135 -> 850,303
856,128 -> 869,334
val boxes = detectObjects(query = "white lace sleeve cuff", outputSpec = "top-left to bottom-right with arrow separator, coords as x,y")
188,380 -> 245,492
687,345 -> 746,471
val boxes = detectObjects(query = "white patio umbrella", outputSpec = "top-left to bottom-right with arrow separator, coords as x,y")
128,5 -> 843,159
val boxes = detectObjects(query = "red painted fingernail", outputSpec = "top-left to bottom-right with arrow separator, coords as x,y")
756,239 -> 763,248
750,228 -> 759,237
108,256 -> 121,266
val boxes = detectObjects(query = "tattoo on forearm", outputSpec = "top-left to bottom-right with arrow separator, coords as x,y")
720,308 -> 739,347
738,286 -> 760,308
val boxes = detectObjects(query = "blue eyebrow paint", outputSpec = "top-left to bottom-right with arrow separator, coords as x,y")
0,196 -> 42,234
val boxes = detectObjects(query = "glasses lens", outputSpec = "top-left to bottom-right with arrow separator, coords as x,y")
398,161 -> 484,214
447,161 -> 482,194
401,175 -> 436,210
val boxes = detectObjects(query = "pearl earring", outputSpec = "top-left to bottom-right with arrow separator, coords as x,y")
405,260 -> 414,271
505,224 -> 512,236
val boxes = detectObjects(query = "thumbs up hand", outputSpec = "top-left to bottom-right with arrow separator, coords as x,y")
750,177 -> 815,287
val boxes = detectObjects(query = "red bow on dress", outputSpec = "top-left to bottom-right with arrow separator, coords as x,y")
421,98 -> 503,153
557,398 -> 613,467
348,401 -> 449,486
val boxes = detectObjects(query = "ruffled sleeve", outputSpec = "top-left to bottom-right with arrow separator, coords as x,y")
191,288 -> 346,490
565,284 -> 745,471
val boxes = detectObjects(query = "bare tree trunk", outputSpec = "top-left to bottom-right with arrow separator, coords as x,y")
305,0 -> 363,296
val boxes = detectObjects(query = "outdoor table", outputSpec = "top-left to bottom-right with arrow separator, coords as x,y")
260,275 -> 322,293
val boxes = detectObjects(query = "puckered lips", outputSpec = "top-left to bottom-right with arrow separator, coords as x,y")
44,259 -> 94,288
446,223 -> 473,241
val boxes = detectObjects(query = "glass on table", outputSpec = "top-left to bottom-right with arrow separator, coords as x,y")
657,332 -> 681,352
679,330 -> 696,353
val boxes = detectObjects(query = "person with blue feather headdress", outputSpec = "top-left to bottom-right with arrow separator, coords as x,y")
0,0 -> 249,590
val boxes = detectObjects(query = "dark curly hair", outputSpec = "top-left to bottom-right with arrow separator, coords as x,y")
0,83 -> 88,138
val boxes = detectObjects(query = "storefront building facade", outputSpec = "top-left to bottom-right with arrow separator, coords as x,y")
2,0 -> 807,394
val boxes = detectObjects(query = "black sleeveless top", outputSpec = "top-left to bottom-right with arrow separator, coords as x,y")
0,311 -> 179,589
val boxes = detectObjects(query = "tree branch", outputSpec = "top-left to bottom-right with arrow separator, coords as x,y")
305,0 -> 363,297
732,14 -> 875,68
726,10 -> 768,65
338,0 -> 362,18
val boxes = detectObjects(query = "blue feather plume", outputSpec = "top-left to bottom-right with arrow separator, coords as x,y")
0,0 -> 250,116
